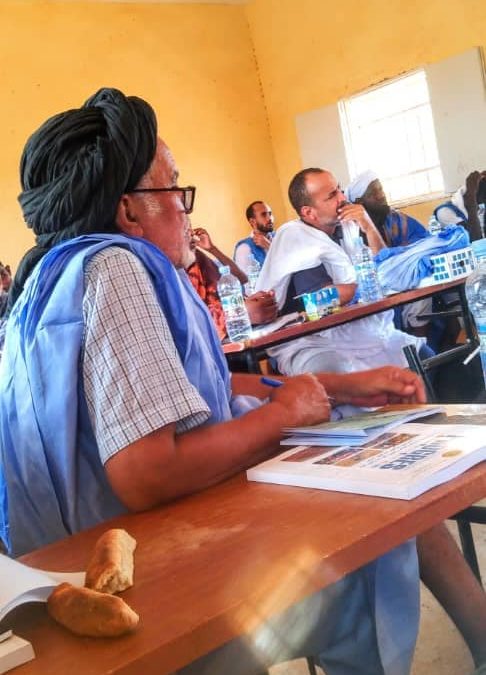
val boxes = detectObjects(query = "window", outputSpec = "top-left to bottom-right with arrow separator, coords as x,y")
339,70 -> 444,204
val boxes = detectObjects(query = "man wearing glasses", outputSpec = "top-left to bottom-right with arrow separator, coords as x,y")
0,88 -> 442,675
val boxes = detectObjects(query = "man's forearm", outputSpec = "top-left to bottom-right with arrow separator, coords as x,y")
464,200 -> 482,241
106,401 -> 288,510
363,225 -> 386,254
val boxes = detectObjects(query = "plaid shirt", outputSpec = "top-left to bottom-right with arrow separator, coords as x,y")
82,247 -> 210,463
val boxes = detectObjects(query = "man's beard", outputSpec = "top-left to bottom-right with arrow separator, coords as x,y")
366,203 -> 390,227
182,246 -> 197,270
257,223 -> 273,234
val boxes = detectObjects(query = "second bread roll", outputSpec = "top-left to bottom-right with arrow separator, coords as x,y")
48,583 -> 139,637
85,528 -> 136,594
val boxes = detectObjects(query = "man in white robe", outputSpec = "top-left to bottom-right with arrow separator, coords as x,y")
256,168 -> 426,375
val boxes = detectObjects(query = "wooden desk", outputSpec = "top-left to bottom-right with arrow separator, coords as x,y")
7,451 -> 486,674
224,277 -> 476,373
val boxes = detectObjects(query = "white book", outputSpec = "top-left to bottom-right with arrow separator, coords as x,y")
282,405 -> 444,447
0,554 -> 84,623
0,556 -> 84,673
248,423 -> 486,500
0,633 -> 35,674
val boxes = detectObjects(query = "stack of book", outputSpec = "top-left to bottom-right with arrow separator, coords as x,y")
247,406 -> 486,499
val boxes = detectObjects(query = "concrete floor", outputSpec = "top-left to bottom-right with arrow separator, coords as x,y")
270,522 -> 486,675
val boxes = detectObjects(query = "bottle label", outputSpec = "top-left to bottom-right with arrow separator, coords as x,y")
221,294 -> 246,316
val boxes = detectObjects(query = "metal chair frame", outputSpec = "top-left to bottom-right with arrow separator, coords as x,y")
403,343 -> 485,586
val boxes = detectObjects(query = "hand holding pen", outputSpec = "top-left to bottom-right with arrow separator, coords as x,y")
261,376 -> 336,404
260,375 -> 334,426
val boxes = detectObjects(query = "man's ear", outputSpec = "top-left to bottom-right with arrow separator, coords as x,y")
300,205 -> 313,222
115,195 -> 143,237
248,217 -> 257,230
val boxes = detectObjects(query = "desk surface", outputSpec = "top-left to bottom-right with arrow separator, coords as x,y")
7,412 -> 486,674
223,277 -> 466,355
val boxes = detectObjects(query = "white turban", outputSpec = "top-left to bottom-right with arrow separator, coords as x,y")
345,170 -> 378,202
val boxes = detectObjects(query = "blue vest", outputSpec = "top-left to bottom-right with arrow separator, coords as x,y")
0,234 -> 232,555
234,236 -> 268,267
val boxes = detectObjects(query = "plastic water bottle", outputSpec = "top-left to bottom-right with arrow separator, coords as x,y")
465,239 -> 486,385
217,266 -> 252,342
245,255 -> 261,295
352,239 -> 383,303
428,216 -> 442,235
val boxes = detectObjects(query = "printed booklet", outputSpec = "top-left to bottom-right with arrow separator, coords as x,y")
0,554 -> 84,623
247,422 -> 486,499
0,556 -> 84,672
282,404 -> 444,447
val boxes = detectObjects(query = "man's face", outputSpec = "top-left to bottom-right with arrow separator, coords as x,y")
359,179 -> 390,218
249,202 -> 274,234
300,171 -> 346,233
129,139 -> 193,269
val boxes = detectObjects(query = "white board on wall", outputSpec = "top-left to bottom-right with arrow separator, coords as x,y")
426,48 -> 486,194
296,103 -> 350,186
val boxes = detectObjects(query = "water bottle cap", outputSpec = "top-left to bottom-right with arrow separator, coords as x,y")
471,240 -> 486,259
219,265 -> 230,275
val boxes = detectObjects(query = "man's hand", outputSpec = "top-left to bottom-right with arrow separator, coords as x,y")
270,373 -> 331,427
252,231 -> 272,250
464,171 -> 485,206
245,291 -> 278,325
337,203 -> 376,233
322,366 -> 427,407
193,227 -> 214,253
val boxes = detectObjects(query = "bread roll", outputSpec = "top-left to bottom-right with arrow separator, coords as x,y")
85,528 -> 136,594
47,583 -> 139,637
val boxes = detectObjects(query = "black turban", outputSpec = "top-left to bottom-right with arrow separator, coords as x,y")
9,87 -> 157,309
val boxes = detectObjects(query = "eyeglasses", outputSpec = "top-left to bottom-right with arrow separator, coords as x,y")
129,185 -> 196,214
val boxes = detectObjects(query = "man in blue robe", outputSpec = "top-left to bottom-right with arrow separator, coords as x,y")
434,170 -> 486,241
345,171 -> 429,248
0,88 -> 482,674
234,200 -> 274,275
346,170 -> 433,338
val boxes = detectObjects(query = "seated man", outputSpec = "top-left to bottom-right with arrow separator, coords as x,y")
256,167 -> 486,669
434,169 -> 486,241
187,227 -> 277,340
234,200 -> 274,277
0,88 -> 428,675
345,170 -> 429,247
346,170 -> 431,337
0,90 -> 483,674
256,168 -> 427,375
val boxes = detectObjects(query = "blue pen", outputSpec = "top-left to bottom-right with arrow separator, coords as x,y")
261,375 -> 336,404
260,376 -> 283,387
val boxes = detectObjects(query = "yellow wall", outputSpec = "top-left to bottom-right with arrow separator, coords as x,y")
4,0 -> 486,270
246,0 -> 486,220
0,0 -> 285,269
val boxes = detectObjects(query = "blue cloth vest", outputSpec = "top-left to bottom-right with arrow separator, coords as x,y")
233,236 -> 268,267
0,234 -> 232,555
